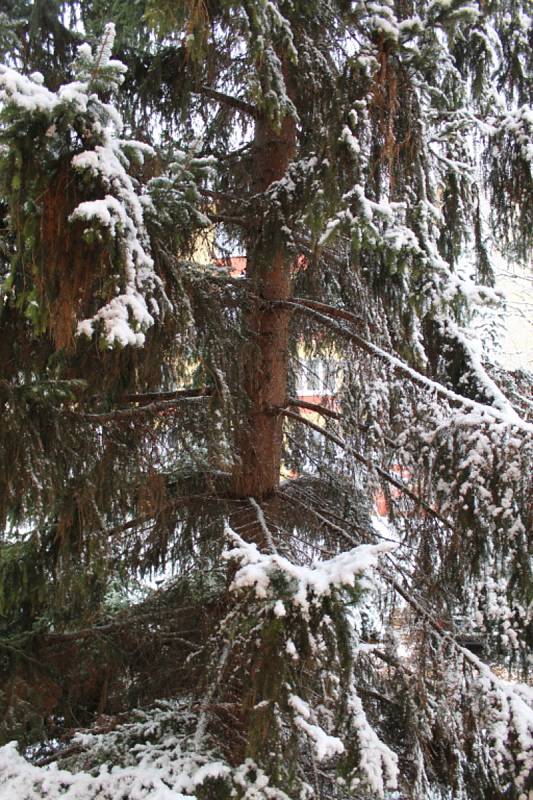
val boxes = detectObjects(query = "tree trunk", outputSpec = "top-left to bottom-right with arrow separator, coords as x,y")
231,111 -> 296,499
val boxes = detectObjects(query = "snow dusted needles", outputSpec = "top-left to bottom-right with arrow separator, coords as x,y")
0,25 -> 162,349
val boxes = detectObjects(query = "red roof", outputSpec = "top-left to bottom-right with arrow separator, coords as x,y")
214,256 -> 247,277
214,254 -> 308,278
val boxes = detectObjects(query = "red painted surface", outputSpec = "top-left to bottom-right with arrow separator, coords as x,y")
213,256 -> 246,277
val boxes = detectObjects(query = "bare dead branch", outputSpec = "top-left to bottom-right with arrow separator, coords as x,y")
197,86 -> 258,118
286,397 -> 340,419
209,214 -> 250,228
80,395 -> 208,423
121,388 -> 212,405
35,744 -> 84,767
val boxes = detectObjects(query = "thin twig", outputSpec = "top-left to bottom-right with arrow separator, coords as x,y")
199,188 -> 247,205
249,497 -> 278,554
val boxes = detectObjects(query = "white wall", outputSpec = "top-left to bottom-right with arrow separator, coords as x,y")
496,264 -> 533,371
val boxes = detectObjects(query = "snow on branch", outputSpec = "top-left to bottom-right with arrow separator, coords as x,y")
493,104 -> 533,167
345,679 -> 399,797
461,648 -> 533,795
0,62 -> 107,119
0,33 -> 161,349
0,704 -> 294,800
223,527 -> 396,615
288,687 -> 398,796
288,694 -> 345,761
286,299 -> 532,433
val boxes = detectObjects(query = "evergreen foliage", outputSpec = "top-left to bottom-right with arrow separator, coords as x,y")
0,2 -> 531,799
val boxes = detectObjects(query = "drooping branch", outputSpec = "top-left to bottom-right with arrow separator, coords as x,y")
281,300 -> 530,432
281,486 -> 488,669
280,407 -> 453,529
285,398 -> 398,449
280,484 -> 403,548
103,492 -> 224,538
291,297 -> 365,328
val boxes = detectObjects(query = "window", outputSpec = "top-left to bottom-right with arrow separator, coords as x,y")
296,358 -> 341,396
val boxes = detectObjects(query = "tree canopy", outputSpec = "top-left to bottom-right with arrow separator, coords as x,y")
0,1 -> 532,799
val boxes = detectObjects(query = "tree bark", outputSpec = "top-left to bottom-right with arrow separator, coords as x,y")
231,111 -> 296,499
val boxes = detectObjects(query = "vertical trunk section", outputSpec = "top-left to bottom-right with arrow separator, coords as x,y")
232,112 -> 296,499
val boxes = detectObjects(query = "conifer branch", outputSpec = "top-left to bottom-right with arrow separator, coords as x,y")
286,397 -> 340,419
197,86 -> 258,118
283,493 -> 483,669
120,388 -> 212,405
200,188 -> 247,205
208,213 -> 250,227
376,562 -> 516,689
282,300 -> 531,432
291,297 -> 365,327
285,399 -> 398,449
249,497 -> 278,554
280,407 -> 452,529
35,744 -> 84,768
91,23 -> 115,80
215,142 -> 253,160
280,484 -> 403,548
80,395 -> 209,423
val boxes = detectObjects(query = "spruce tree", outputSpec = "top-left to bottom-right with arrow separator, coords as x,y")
0,2 -> 532,799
